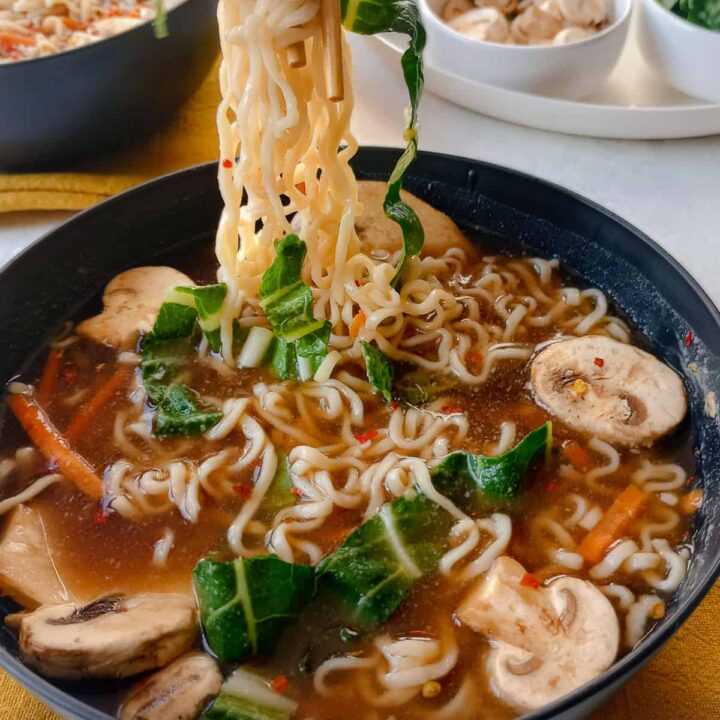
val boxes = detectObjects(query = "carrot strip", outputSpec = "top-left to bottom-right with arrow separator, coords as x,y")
578,484 -> 648,566
6,394 -> 103,501
0,32 -> 36,46
679,489 -> 703,515
562,440 -> 593,473
349,310 -> 366,339
62,17 -> 87,30
65,366 -> 130,442
37,349 -> 63,406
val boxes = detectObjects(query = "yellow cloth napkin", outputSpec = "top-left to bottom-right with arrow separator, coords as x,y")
1,580 -> 719,719
0,62 -> 221,214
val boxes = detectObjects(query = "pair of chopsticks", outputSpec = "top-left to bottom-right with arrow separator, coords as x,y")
287,0 -> 344,102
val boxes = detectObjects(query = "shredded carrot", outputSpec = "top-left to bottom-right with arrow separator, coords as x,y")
6,394 -> 103,500
271,675 -> 289,693
295,182 -> 306,195
0,32 -> 36,46
679,489 -> 703,515
578,484 -> 648,566
62,17 -> 86,30
65,366 -> 130,442
562,441 -> 593,473
37,349 -> 63,406
349,310 -> 366,339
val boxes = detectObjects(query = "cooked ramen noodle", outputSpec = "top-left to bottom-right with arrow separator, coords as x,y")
0,0 -> 182,63
0,0 -> 699,719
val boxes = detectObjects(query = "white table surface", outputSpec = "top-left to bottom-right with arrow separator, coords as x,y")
2,34 -> 720,307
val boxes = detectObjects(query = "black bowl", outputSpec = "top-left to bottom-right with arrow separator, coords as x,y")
0,0 -> 218,173
1,148 -> 719,719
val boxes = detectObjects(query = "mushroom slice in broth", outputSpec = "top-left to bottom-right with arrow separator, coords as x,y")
120,652 -> 223,720
530,336 -> 687,446
18,593 -> 197,680
456,556 -> 619,712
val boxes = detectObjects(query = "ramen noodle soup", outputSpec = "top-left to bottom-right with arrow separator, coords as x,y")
0,0 -> 183,63
0,0 -> 699,719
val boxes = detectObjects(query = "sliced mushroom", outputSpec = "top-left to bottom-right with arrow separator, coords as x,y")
356,180 -> 478,260
0,505 -> 70,608
76,266 -> 193,350
456,556 -> 619,712
18,593 -> 197,680
120,652 -> 222,720
530,336 -> 687,446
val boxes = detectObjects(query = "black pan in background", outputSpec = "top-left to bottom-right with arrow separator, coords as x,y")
1,148 -> 719,720
0,0 -> 218,172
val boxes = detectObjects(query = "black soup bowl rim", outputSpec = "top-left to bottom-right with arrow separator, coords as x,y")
0,0 -> 191,72
0,149 -> 719,720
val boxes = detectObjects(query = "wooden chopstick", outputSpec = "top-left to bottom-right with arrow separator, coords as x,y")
287,40 -> 306,68
321,0 -> 344,102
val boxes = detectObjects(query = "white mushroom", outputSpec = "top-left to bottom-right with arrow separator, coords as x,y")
0,505 -> 70,608
552,26 -> 596,43
530,336 -> 687,446
456,556 -> 619,712
76,266 -> 193,349
18,593 -> 197,680
449,7 -> 511,43
478,0 -> 519,15
555,0 -> 607,25
510,5 -> 563,43
356,181 -> 478,260
120,653 -> 223,720
442,0 -> 474,21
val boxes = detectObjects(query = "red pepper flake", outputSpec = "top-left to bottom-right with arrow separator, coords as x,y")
546,482 -> 558,492
390,401 -> 399,412
283,518 -> 294,525
271,675 -> 289,694
441,405 -> 463,415
62,367 -> 78,384
233,483 -> 252,499
92,508 -> 109,525
684,330 -> 694,347
520,573 -> 541,589
290,486 -> 302,498
593,357 -> 604,368
681,530 -> 691,542
295,182 -> 306,195
354,279 -> 362,287
354,429 -> 378,444
467,353 -> 483,364
221,158 -> 233,169
685,474 -> 695,488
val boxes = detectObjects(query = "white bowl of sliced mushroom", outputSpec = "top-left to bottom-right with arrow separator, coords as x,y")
420,0 -> 632,99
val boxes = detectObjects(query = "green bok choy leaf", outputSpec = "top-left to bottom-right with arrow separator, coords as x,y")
193,555 -> 315,662
318,423 -> 552,629
342,0 -> 426,286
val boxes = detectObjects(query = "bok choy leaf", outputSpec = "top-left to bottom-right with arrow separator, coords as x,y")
431,422 -> 552,505
202,666 -> 297,720
360,340 -> 394,403
259,235 -> 331,379
342,0 -> 426,286
193,555 -> 315,662
318,493 -> 452,630
318,423 -> 552,629
154,384 -> 222,437
141,288 -> 224,436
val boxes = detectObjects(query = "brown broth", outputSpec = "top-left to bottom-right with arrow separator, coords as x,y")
0,250 -> 697,719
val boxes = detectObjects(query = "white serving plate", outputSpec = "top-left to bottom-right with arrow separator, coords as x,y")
376,13 -> 720,140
